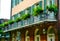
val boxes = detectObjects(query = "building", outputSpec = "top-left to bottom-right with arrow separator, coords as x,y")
0,0 -> 59,41
0,19 -> 8,41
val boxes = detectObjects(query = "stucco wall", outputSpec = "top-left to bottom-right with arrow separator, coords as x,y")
12,0 -> 43,16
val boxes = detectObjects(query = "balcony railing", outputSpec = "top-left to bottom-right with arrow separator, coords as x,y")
3,11 -> 57,32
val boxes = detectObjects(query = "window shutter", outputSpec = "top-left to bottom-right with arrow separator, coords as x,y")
15,0 -> 17,5
39,1 -> 42,7
44,0 -> 47,12
31,5 -> 34,14
11,0 -> 15,8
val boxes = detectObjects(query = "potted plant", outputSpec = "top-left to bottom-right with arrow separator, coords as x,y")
0,24 -> 5,27
46,5 -> 58,13
4,22 -> 9,26
8,20 -> 15,24
15,17 -> 21,22
33,6 -> 43,16
21,14 -> 30,20
46,5 -> 58,19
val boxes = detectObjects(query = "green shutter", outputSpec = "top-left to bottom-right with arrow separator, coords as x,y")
21,10 -> 25,16
15,0 -> 17,5
31,5 -> 34,14
11,0 -> 13,8
14,14 -> 18,19
44,0 -> 47,12
11,0 -> 15,8
39,1 -> 42,7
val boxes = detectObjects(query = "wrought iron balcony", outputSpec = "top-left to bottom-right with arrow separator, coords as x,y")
3,11 -> 57,32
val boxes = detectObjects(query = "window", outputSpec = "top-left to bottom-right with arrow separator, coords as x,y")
31,5 -> 34,14
50,0 -> 55,5
52,0 -> 55,5
25,8 -> 30,25
12,33 -> 15,41
12,16 -> 14,20
44,0 -> 47,12
15,0 -> 21,5
15,0 -> 17,5
25,8 -> 29,14
30,5 -> 34,23
19,0 -> 23,3
34,3 -> 39,9
11,0 -> 15,8
14,14 -> 18,19
8,24 -> 11,29
21,21 -> 24,26
14,22 -> 18,28
20,11 -> 25,16
39,1 -> 42,7
50,0 -> 52,5
16,31 -> 21,41
47,26 -> 55,41
18,13 -> 20,17
12,0 -> 23,8
11,24 -> 14,28
5,33 -> 10,38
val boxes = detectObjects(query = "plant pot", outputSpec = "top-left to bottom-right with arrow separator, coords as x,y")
48,11 -> 55,20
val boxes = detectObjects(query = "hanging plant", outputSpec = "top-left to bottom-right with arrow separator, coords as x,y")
21,14 -> 30,20
8,20 -> 15,24
15,17 -> 21,22
33,6 -> 43,16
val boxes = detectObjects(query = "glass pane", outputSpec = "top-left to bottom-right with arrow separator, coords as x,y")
20,11 -> 25,16
50,38 -> 52,41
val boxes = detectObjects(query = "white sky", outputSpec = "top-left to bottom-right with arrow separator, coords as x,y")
0,0 -> 11,19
